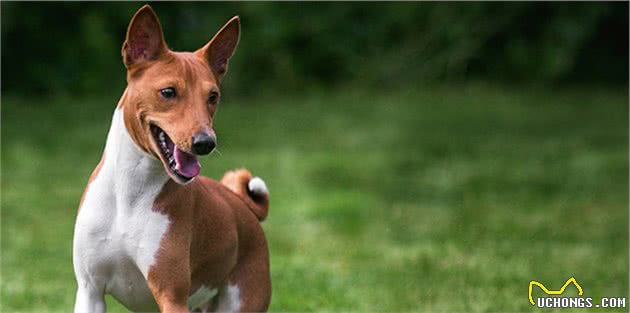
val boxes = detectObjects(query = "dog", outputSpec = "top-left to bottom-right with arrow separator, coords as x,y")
72,5 -> 271,313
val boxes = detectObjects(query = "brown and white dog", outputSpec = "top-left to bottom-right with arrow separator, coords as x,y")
72,5 -> 271,313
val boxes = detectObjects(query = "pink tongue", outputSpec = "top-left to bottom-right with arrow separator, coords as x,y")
174,146 -> 201,178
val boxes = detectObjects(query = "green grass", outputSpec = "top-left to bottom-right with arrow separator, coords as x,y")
2,84 -> 628,312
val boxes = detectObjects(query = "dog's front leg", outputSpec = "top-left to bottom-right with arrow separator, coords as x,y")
148,280 -> 191,313
152,296 -> 189,313
147,257 -> 191,313
74,283 -> 106,313
147,273 -> 191,313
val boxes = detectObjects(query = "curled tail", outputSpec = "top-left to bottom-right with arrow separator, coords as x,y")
220,169 -> 269,221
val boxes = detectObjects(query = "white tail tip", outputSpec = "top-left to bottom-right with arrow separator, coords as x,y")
248,177 -> 268,195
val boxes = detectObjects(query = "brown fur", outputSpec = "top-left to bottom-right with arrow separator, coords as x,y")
114,5 -> 270,312
149,179 -> 271,312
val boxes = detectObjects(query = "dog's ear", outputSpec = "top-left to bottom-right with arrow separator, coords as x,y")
196,16 -> 240,82
122,5 -> 167,68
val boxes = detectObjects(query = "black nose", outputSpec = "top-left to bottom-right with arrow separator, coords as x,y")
191,132 -> 216,155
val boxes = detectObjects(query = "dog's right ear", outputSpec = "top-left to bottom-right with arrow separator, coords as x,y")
195,16 -> 241,82
122,5 -> 167,68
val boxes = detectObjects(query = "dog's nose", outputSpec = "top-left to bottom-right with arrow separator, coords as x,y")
191,132 -> 216,155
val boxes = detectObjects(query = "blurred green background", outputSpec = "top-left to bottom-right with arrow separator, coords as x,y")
1,2 -> 628,312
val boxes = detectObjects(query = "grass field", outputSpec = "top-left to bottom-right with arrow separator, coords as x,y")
2,84 -> 628,312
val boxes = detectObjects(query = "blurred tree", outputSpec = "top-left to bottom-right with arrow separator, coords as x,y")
1,2 -> 627,98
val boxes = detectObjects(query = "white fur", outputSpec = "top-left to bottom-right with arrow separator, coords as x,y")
248,176 -> 268,195
216,284 -> 241,313
74,284 -> 106,313
73,108 -> 170,312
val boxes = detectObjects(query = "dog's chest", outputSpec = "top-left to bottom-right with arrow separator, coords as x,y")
72,108 -> 172,311
73,166 -> 170,311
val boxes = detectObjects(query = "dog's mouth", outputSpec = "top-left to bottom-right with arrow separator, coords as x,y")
150,124 -> 201,184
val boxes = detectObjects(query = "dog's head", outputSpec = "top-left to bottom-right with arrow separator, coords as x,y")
119,5 -> 239,185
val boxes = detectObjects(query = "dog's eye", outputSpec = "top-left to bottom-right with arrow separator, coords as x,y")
160,87 -> 177,99
208,92 -> 219,105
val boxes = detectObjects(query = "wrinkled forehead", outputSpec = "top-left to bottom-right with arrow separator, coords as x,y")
140,52 -> 217,91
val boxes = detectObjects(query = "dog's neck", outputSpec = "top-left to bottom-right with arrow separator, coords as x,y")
101,105 -> 169,212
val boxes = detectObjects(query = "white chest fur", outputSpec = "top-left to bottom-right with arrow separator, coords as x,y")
73,108 -> 170,312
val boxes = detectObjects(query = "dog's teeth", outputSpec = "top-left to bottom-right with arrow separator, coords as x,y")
159,131 -> 165,141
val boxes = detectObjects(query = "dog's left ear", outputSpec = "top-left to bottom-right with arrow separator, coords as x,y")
196,16 -> 240,82
122,5 -> 168,68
